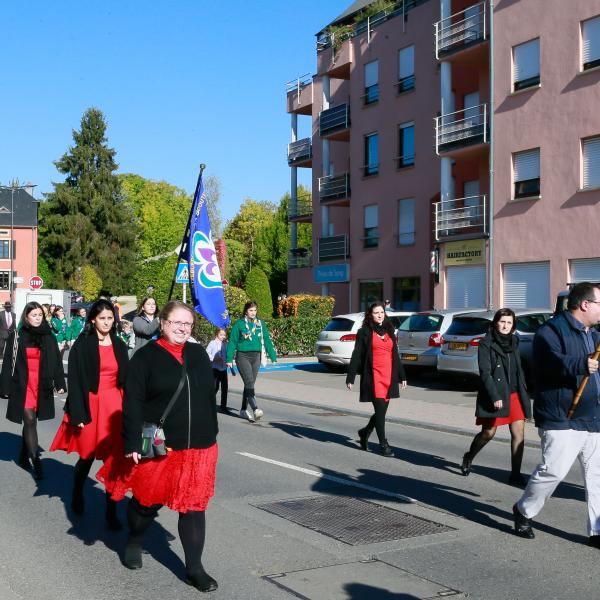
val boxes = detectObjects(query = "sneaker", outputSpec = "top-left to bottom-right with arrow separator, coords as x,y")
253,408 -> 264,420
512,503 -> 535,539
240,409 -> 255,422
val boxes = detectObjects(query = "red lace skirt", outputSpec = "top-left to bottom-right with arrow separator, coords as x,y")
97,443 -> 218,513
476,392 -> 525,427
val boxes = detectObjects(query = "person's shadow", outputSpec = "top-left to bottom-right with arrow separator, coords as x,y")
344,583 -> 420,599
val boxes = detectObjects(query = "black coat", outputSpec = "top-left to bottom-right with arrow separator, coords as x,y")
476,332 -> 531,419
1,327 -> 66,423
63,332 -> 129,425
346,326 -> 407,402
122,341 -> 218,454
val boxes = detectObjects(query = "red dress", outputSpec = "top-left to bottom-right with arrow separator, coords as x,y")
97,338 -> 218,513
50,344 -> 124,460
372,332 -> 393,401
23,348 -> 41,411
476,391 -> 525,427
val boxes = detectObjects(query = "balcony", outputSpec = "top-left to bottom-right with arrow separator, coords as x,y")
288,194 -> 313,222
319,103 -> 350,140
435,2 -> 487,60
287,138 -> 312,167
318,173 -> 350,205
318,234 -> 349,262
435,104 -> 488,155
288,248 -> 312,269
434,195 -> 488,241
286,74 -> 313,115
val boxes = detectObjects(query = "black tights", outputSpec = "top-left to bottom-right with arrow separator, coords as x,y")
74,457 -> 118,514
22,409 -> 38,456
127,497 -> 207,575
366,399 -> 389,443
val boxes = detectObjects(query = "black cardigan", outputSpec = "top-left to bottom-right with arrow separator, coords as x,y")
476,332 -> 531,419
2,328 -> 66,424
122,341 -> 218,454
346,326 -> 407,402
64,332 -> 129,425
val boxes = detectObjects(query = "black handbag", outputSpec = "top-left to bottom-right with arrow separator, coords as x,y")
140,363 -> 187,459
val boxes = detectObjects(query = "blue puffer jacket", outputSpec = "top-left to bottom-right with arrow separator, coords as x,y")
533,312 -> 600,431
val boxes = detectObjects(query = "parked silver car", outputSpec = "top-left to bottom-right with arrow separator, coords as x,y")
316,311 -> 413,368
396,310 -> 469,368
437,309 -> 552,378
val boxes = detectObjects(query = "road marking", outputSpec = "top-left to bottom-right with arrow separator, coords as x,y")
237,452 -> 416,504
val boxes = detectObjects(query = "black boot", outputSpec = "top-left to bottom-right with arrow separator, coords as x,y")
186,568 -> 218,593
31,453 -> 44,480
461,452 -> 473,476
71,487 -> 84,515
124,542 -> 143,569
358,426 -> 372,451
379,440 -> 394,457
18,439 -> 31,471
106,493 -> 123,531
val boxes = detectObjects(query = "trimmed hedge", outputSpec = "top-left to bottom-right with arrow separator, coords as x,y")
278,294 -> 335,318
193,316 -> 330,356
245,267 -> 273,316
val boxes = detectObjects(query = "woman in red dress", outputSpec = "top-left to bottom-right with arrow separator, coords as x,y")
1,302 -> 65,480
50,299 -> 129,529
97,301 -> 219,593
461,308 -> 531,486
346,302 -> 408,456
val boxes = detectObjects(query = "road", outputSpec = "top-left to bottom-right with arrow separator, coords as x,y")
0,378 -> 597,600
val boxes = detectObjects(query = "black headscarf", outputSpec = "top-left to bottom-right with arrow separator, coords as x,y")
492,327 -> 517,353
20,320 -> 53,348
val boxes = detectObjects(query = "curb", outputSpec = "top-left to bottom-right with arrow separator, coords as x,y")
227,389 -> 542,449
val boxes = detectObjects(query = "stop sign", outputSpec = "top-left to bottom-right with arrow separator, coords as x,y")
29,276 -> 43,289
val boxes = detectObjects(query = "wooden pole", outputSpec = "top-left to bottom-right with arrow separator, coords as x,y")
567,341 -> 600,419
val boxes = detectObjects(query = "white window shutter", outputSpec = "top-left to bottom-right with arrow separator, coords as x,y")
364,205 -> 378,228
514,149 -> 540,182
583,16 -> 600,65
583,137 -> 600,188
399,46 -> 414,79
513,39 -> 540,83
365,61 -> 378,87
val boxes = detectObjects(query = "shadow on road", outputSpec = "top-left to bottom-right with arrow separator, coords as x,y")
344,583 -> 419,599
269,420 -> 358,449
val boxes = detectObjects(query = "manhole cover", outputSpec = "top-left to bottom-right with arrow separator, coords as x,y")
254,495 -> 454,545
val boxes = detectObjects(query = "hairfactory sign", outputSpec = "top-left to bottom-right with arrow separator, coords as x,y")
444,239 -> 486,266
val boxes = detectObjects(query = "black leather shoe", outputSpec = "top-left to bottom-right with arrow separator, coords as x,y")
461,453 -> 472,476
358,428 -> 370,451
379,440 -> 394,457
588,535 -> 600,548
186,569 -> 218,593
513,503 -> 535,539
124,542 -> 143,569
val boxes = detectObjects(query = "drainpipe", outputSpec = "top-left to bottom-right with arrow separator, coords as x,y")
440,0 -> 453,205
290,113 -> 298,252
321,75 -> 331,297
488,1 -> 495,309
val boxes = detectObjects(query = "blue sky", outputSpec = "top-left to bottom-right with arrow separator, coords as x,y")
0,0 -> 349,222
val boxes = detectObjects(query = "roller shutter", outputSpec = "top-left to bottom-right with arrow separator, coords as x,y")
446,265 -> 486,309
503,262 -> 550,309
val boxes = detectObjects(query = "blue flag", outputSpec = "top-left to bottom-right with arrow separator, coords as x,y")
186,174 -> 230,328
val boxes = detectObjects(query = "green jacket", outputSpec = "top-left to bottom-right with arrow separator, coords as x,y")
226,318 -> 277,363
51,317 -> 70,343
69,316 -> 85,341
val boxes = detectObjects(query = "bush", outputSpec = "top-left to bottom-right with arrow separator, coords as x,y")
68,264 -> 102,300
224,285 -> 249,320
277,294 -> 335,318
245,267 -> 273,317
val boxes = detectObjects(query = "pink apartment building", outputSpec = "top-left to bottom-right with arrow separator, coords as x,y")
287,0 -> 600,312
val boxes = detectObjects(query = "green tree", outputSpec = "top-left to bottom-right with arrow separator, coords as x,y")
204,174 -> 223,238
222,198 -> 276,255
222,238 -> 249,287
39,108 -> 136,293
245,267 -> 273,316
68,264 -> 102,300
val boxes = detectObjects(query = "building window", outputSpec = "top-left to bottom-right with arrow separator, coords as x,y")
0,240 -> 10,259
393,277 -> 420,311
364,133 -> 379,176
582,15 -> 600,71
359,280 -> 383,311
398,198 -> 415,245
364,60 -> 379,104
398,122 -> 415,168
0,271 -> 9,290
513,38 -> 540,91
398,45 -> 415,93
513,148 -> 540,198
363,205 -> 379,248
582,136 -> 600,189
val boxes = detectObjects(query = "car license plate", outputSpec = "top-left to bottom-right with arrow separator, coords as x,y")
319,346 -> 332,354
402,354 -> 418,361
449,342 -> 468,351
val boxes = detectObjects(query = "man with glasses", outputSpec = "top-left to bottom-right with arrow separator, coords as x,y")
513,282 -> 600,545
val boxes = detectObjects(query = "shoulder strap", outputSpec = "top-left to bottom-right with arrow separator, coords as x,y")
11,330 -> 19,377
158,362 -> 187,428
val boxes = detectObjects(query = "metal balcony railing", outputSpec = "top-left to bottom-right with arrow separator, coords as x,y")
434,195 -> 488,241
318,173 -> 350,202
288,194 -> 313,220
435,104 -> 488,154
319,103 -> 350,136
287,138 -> 312,165
288,248 -> 312,269
435,2 -> 487,59
318,235 -> 349,262
285,73 -> 312,95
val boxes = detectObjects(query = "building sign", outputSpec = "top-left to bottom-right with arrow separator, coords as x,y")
314,263 -> 350,283
444,239 -> 486,266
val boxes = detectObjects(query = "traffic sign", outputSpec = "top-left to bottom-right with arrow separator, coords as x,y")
29,276 -> 43,289
175,263 -> 189,284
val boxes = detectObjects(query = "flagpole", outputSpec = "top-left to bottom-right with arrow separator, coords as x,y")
167,163 -> 206,302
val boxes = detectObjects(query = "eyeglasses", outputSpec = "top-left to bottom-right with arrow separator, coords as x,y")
586,300 -> 600,305
165,320 -> 194,330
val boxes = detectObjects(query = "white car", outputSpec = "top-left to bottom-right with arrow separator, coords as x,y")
316,311 -> 413,368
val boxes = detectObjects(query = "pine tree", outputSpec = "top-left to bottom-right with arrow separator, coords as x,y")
39,108 -> 136,293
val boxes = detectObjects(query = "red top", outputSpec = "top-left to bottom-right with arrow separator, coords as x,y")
156,338 -> 184,364
372,331 -> 393,401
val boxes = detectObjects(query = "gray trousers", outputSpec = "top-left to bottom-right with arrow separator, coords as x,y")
236,351 -> 261,410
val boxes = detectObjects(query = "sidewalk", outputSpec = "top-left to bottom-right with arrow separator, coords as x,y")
227,357 -> 540,447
